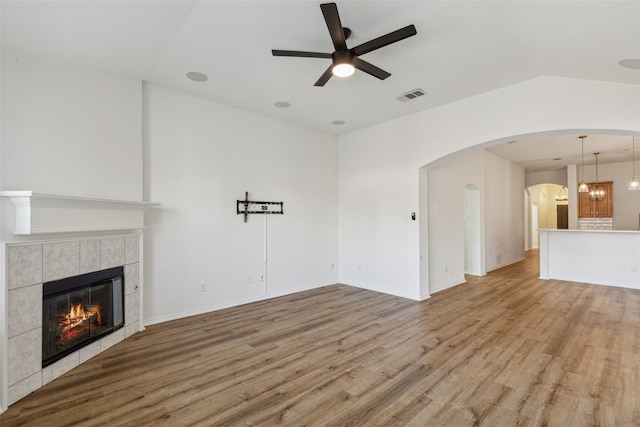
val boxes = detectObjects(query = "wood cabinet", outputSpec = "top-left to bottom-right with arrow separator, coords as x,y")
578,182 -> 613,218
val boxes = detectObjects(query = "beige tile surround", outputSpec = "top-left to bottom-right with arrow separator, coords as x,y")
6,234 -> 142,405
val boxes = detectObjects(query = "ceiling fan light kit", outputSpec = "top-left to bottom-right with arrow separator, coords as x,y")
272,2 -> 417,86
332,50 -> 355,77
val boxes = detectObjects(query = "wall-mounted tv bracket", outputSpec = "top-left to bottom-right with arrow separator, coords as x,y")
236,191 -> 284,223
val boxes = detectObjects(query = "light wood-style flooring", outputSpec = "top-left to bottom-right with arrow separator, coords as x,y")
2,250 -> 640,426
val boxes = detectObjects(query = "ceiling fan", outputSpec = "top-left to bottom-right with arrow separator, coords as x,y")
272,2 -> 417,87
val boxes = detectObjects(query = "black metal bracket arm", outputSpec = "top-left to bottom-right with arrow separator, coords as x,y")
236,191 -> 284,223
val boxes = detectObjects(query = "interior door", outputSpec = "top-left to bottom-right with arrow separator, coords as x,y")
557,205 -> 569,229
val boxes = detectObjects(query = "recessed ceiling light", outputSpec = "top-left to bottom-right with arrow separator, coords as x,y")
332,120 -> 346,125
274,101 -> 290,108
619,59 -> 640,70
186,71 -> 208,82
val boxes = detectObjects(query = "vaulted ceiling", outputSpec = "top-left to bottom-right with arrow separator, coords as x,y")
3,1 -> 640,170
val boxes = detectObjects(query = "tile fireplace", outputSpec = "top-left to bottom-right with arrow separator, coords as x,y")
3,235 -> 142,407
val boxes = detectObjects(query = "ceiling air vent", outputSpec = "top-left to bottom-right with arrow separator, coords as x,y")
396,88 -> 426,102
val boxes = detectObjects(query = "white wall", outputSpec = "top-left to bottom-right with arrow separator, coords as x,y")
338,132 -> 420,299
463,184 -> 482,276
525,169 -> 568,188
339,76 -> 640,300
524,189 -> 531,250
567,164 -> 579,230
142,84 -> 338,324
484,152 -> 525,271
418,168 -> 429,299
1,55 -> 142,201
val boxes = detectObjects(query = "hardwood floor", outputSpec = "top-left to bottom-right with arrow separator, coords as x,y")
3,250 -> 640,426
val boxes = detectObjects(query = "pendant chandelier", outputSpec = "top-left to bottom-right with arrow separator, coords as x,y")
554,186 -> 568,201
629,136 -> 639,191
588,152 -> 606,201
578,135 -> 589,193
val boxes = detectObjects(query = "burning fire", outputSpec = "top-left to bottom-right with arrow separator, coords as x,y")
63,304 -> 102,328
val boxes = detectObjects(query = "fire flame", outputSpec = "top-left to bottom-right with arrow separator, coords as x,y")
64,303 -> 101,326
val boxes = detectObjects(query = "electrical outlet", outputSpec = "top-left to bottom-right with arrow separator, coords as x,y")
246,275 -> 252,284
632,265 -> 639,273
199,282 -> 207,292
331,263 -> 335,270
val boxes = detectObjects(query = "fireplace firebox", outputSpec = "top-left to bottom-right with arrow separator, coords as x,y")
42,267 -> 125,367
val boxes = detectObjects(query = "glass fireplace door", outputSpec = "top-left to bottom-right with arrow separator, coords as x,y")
42,267 -> 124,367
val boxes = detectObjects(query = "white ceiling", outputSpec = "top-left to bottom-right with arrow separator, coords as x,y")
485,132 -> 638,173
3,1 -> 640,171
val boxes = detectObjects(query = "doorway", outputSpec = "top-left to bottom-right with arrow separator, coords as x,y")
557,205 -> 568,229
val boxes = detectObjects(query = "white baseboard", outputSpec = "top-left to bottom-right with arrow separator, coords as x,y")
143,282 -> 337,326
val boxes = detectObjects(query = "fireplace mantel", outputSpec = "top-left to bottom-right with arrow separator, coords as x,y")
1,191 -> 159,235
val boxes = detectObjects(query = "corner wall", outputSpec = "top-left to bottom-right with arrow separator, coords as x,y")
142,84 -> 339,324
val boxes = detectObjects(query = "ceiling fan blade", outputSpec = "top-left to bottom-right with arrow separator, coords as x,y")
314,65 -> 334,87
321,3 -> 347,51
353,57 -> 391,80
272,50 -> 332,59
351,24 -> 417,56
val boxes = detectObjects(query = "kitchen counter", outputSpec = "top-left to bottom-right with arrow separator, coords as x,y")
539,228 -> 640,289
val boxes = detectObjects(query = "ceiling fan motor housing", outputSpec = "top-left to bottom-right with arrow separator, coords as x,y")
333,50 -> 355,66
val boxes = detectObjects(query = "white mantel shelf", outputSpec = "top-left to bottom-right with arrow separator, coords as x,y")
1,191 -> 160,235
